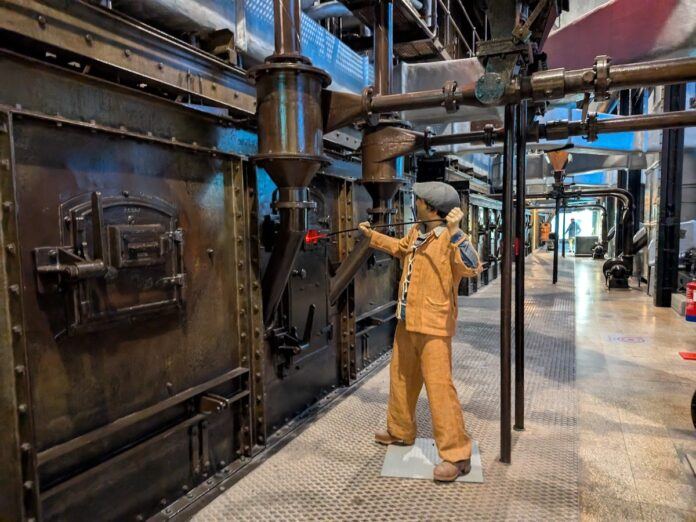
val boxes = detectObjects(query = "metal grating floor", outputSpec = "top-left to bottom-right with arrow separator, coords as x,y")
194,252 -> 578,520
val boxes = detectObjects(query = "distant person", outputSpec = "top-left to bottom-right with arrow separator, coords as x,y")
540,220 -> 551,244
565,218 -> 581,253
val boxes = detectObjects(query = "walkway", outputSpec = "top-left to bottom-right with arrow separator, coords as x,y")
195,251 -> 581,520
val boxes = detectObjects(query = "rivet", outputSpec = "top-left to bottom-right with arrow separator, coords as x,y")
23,481 -> 33,490
258,435 -> 264,442
158,62 -> 164,70
84,34 -> 93,44
15,365 -> 24,375
20,442 -> 31,452
6,244 -> 16,255
240,332 -> 247,339
12,325 -> 22,336
160,498 -> 168,506
252,281 -> 259,289
254,328 -> 260,337
17,403 -> 27,414
256,394 -> 262,402
37,15 -> 46,28
0,159 -> 9,170
241,355 -> 247,362
124,49 -> 132,57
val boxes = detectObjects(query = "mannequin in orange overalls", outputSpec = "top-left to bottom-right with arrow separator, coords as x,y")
359,182 -> 482,481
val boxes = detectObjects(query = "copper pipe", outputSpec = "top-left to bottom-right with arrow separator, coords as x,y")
374,0 -> 393,96
274,0 -> 302,58
364,56 -> 696,115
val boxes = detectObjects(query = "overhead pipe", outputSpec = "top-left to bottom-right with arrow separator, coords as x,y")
335,55 -> 696,121
251,0 -> 331,325
304,1 -> 361,28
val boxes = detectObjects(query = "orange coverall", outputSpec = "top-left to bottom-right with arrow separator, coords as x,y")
369,226 -> 481,462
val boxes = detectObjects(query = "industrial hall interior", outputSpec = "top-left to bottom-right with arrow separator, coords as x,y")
2,0 -> 696,520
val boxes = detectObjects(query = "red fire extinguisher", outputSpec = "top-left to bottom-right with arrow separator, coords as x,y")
686,281 -> 696,322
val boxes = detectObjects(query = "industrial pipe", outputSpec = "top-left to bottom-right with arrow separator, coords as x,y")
274,0 -> 302,59
328,0 -> 401,304
553,195 -> 560,284
251,0 -> 331,325
514,101 -> 526,433
361,55 -> 696,116
500,104 -> 516,464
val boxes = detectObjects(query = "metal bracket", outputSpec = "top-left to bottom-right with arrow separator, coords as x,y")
584,113 -> 599,142
593,55 -> 612,101
441,80 -> 459,113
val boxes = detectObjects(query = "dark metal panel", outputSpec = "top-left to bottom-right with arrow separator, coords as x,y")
0,0 -> 255,115
12,120 -> 239,451
0,51 -> 258,157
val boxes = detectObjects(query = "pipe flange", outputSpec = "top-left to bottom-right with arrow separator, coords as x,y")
362,86 -> 380,126
272,200 -> 317,210
584,113 -> 599,142
442,80 -> 459,113
423,127 -> 434,155
593,55 -> 612,101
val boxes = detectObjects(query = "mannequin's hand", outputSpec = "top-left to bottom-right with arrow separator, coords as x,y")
446,207 -> 464,232
358,221 -> 373,237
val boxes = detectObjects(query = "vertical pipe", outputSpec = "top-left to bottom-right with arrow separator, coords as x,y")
553,196 -> 560,284
374,0 -> 394,95
654,83 -> 686,307
274,0 -> 302,57
514,101 -> 526,432
562,202 -> 566,257
500,104 -> 516,464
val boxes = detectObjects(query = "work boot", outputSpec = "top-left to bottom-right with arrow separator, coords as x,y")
433,459 -> 471,482
374,430 -> 414,446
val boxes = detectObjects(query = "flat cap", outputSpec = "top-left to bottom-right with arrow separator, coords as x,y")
412,182 -> 460,215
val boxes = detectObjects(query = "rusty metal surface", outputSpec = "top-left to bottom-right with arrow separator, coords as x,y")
0,51 -> 262,521
0,0 -> 256,115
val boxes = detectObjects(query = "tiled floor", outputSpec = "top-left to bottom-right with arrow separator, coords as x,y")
574,256 -> 696,520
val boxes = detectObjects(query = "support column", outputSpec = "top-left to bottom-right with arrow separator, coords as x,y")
562,203 -> 567,257
654,84 -> 686,307
514,101 -> 526,432
500,104 -> 516,464
553,196 -> 560,284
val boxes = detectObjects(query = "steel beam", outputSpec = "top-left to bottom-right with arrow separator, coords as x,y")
654,84 -> 686,307
513,101 -> 526,432
500,104 -> 516,464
